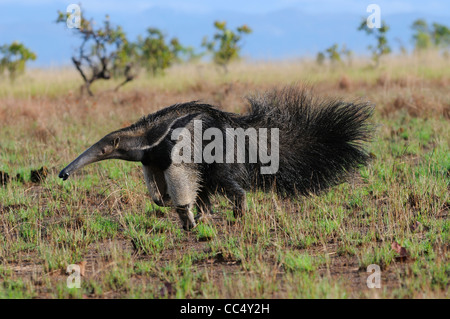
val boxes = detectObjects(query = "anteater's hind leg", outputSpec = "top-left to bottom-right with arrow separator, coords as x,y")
223,180 -> 247,218
195,190 -> 213,223
164,164 -> 199,230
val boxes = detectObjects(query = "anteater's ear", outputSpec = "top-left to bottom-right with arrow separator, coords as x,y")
113,137 -> 120,149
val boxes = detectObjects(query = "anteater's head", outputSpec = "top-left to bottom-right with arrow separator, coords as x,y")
59,130 -> 145,181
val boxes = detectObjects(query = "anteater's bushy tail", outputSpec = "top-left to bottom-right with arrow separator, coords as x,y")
240,86 -> 374,196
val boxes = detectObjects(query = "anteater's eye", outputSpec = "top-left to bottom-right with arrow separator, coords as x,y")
101,148 -> 106,155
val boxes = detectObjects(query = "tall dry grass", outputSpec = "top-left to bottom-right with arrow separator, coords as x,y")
0,51 -> 449,99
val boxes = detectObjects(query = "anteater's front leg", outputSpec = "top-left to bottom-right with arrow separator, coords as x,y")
143,165 -> 172,207
164,164 -> 199,230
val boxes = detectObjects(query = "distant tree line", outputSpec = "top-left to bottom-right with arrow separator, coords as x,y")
56,8 -> 251,95
1,11 -> 252,93
317,18 -> 450,67
2,9 -> 449,87
411,19 -> 450,51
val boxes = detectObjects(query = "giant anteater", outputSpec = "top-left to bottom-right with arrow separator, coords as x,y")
59,86 -> 374,230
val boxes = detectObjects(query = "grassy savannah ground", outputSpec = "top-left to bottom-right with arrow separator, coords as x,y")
0,54 -> 449,298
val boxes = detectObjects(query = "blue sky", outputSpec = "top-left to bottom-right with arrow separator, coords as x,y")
1,0 -> 449,66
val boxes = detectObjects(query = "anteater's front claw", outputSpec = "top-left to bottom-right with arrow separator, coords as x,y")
176,205 -> 197,231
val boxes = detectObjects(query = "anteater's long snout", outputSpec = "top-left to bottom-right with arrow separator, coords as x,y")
58,162 -> 78,181
58,169 -> 70,181
58,145 -> 102,181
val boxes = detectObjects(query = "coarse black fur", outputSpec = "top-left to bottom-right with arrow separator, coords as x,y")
240,86 -> 374,196
129,86 -> 374,197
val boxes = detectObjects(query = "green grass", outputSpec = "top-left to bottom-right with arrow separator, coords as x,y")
194,224 -> 217,241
